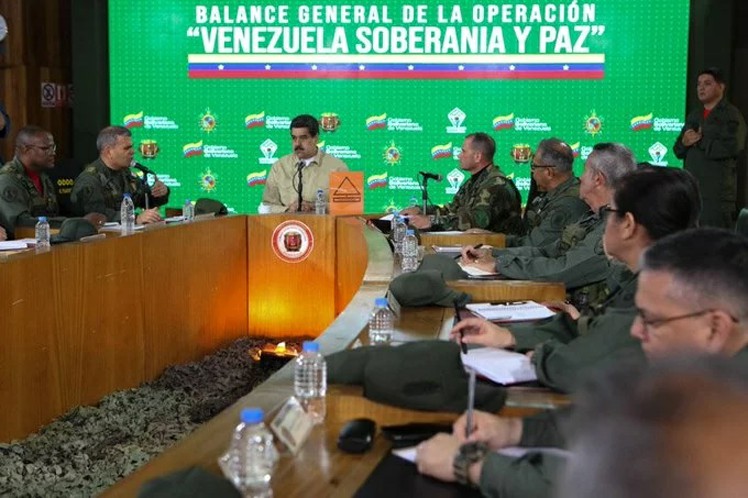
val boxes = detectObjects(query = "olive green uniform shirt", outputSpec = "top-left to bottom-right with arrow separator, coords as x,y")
70,158 -> 170,222
494,210 -> 611,309
479,346 -> 748,498
0,157 -> 62,238
505,176 -> 588,248
429,164 -> 523,234
673,98 -> 747,228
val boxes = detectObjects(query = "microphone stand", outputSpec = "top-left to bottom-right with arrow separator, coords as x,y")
421,176 -> 431,214
296,162 -> 304,212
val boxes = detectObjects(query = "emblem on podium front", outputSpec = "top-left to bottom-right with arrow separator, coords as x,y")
272,220 -> 315,263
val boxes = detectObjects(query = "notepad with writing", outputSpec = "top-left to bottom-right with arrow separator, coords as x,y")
460,347 -> 538,385
465,301 -> 555,322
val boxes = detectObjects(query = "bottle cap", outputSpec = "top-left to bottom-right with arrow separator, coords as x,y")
406,229 -> 415,235
302,341 -> 320,353
185,199 -> 191,203
375,297 -> 388,307
123,193 -> 132,198
38,216 -> 47,222
240,407 -> 264,424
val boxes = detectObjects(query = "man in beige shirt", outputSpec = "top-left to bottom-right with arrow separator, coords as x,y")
260,114 -> 348,213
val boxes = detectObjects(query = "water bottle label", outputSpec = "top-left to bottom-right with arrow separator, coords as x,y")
268,397 -> 314,454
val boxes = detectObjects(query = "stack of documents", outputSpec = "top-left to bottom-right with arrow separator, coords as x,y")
0,240 -> 33,251
465,301 -> 555,322
460,347 -> 538,384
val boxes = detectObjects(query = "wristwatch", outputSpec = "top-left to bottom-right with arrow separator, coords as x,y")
453,441 -> 489,488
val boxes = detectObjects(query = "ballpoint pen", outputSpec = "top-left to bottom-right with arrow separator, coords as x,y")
454,301 -> 468,354
466,367 -> 476,438
454,243 -> 484,260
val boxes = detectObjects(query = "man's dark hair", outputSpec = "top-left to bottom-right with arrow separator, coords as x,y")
587,142 -> 636,186
96,126 -> 132,152
698,66 -> 726,85
15,125 -> 50,149
466,132 -> 496,162
611,167 -> 700,240
290,114 -> 319,137
640,228 -> 748,321
536,138 -> 574,173
560,355 -> 748,498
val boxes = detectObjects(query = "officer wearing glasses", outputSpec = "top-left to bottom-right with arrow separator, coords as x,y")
0,125 -> 105,239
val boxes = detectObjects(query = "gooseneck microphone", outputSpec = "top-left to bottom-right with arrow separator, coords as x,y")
419,171 -> 443,182
130,160 -> 155,175
130,160 -> 157,210
296,161 -> 304,212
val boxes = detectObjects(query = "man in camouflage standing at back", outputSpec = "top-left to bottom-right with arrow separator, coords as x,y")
402,132 -> 523,235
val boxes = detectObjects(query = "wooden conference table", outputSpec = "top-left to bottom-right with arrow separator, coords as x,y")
90,216 -> 567,497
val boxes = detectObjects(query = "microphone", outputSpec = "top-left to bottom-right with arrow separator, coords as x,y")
419,171 -> 443,182
131,160 -> 155,175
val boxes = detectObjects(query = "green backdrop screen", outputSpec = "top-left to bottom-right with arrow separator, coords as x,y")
109,0 -> 689,213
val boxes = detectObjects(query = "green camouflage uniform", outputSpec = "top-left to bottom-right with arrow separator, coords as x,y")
505,176 -> 588,248
494,210 -> 611,310
70,158 -> 169,222
428,164 -> 523,234
0,157 -> 62,238
673,98 -> 747,228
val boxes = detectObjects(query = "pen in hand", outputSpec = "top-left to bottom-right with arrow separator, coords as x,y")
454,301 -> 468,354
466,367 -> 476,438
455,243 -> 484,260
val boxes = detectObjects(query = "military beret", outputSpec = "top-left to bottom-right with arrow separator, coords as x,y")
388,268 -> 470,308
138,467 -> 240,498
50,218 -> 98,244
194,198 -> 228,216
327,340 -> 506,413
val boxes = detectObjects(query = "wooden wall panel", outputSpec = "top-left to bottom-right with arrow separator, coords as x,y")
334,216 -> 368,315
141,217 -> 249,379
247,214 -> 337,339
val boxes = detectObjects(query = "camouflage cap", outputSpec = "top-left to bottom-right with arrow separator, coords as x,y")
388,269 -> 470,307
327,340 -> 506,412
418,253 -> 469,281
194,198 -> 228,216
138,467 -> 240,498
50,218 -> 98,244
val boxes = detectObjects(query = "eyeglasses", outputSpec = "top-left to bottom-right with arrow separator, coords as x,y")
530,163 -> 556,170
29,144 -> 57,153
635,308 -> 738,330
600,205 -> 620,215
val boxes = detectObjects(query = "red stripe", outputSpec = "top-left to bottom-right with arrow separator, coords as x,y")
189,70 -> 605,80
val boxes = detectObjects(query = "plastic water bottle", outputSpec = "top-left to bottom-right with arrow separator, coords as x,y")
218,408 -> 279,498
369,297 -> 394,345
315,189 -> 326,215
392,215 -> 407,255
401,229 -> 419,272
294,341 -> 327,425
409,196 -> 419,209
35,216 -> 50,249
120,193 -> 135,234
182,199 -> 195,221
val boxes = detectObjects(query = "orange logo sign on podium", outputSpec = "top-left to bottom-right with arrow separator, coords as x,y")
329,172 -> 364,215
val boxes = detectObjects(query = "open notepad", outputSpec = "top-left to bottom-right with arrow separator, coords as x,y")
465,301 -> 555,322
393,444 -> 570,463
457,262 -> 500,277
460,347 -> 538,384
